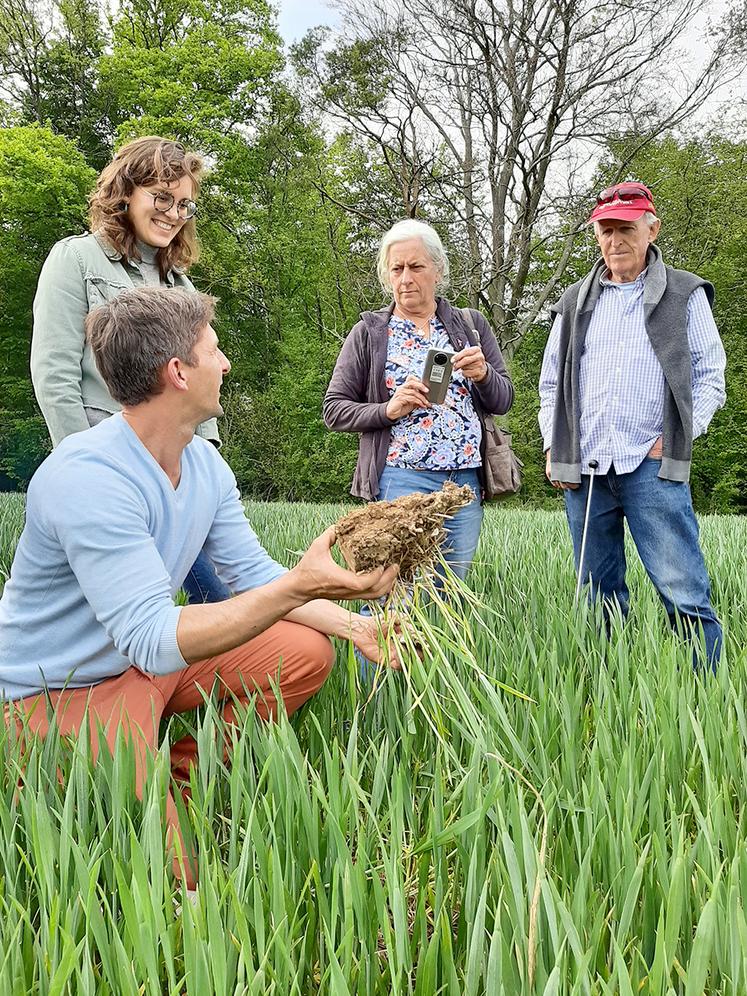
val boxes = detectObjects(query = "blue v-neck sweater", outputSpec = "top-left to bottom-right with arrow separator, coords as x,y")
0,415 -> 286,700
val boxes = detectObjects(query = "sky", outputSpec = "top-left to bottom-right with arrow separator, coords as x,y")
273,0 -> 744,126
276,0 -> 341,44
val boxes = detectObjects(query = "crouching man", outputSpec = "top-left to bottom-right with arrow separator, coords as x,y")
0,287 -> 398,887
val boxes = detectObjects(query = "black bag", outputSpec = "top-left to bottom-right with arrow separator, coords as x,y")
461,308 -> 523,500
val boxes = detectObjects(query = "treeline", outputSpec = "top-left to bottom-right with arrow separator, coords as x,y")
1,0 -> 745,511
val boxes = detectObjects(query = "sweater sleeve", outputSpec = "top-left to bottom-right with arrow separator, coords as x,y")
469,312 -> 514,415
31,240 -> 92,446
202,460 -> 288,593
41,461 -> 186,676
323,324 -> 395,432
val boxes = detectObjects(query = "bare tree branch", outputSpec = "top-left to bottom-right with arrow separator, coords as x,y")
304,0 -> 740,351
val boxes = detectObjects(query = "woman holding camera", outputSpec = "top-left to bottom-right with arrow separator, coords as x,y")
323,219 -> 513,579
31,135 -> 228,603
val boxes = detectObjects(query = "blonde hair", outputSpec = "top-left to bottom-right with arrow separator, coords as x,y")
89,136 -> 203,278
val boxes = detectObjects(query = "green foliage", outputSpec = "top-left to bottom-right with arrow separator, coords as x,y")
1,496 -> 746,990
218,131 -> 372,500
101,0 -> 282,147
37,0 -> 110,166
0,125 -> 94,479
0,381 -> 50,489
0,124 -> 95,377
0,0 -> 745,514
0,0 -> 110,165
316,35 -> 394,114
504,326 -> 563,509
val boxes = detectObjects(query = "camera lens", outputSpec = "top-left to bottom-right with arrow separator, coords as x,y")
434,352 -> 448,365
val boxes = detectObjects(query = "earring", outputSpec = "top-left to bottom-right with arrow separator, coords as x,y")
123,202 -> 129,213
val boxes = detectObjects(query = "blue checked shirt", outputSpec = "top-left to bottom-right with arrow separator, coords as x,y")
538,270 -> 726,475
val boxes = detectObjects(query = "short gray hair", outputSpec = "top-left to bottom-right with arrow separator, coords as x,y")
376,219 -> 450,293
593,210 -> 659,236
86,286 -> 216,406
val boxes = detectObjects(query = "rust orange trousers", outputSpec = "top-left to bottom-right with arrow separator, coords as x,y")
9,621 -> 334,887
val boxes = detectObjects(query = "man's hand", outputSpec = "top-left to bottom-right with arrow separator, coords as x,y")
648,436 -> 663,459
545,449 -> 580,490
453,345 -> 488,382
290,527 -> 399,602
348,613 -> 403,670
385,376 -> 431,420
178,529 -> 398,665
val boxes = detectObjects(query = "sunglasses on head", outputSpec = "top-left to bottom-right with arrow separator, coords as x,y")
597,184 -> 653,205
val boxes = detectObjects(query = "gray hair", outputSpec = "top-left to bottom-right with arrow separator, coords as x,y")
86,286 -> 216,406
594,210 -> 659,236
376,219 -> 450,293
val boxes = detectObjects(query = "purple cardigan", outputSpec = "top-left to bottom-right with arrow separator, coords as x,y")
323,298 -> 514,500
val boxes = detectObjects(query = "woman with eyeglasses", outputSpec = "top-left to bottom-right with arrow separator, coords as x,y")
31,135 -> 229,604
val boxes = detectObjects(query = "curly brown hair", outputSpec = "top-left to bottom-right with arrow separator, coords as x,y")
89,137 -> 204,278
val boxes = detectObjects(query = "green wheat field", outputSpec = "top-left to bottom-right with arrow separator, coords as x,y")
1,494 -> 746,995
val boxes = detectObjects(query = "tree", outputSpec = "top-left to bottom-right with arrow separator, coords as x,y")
0,124 -> 95,486
0,0 -> 109,164
295,0 -> 743,355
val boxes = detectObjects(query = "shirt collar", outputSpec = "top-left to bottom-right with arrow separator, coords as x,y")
599,266 -> 648,289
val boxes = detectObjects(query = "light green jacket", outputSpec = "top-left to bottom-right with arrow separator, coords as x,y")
31,232 -> 220,447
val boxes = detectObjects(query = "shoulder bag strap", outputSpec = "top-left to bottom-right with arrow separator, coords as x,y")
460,307 -> 480,348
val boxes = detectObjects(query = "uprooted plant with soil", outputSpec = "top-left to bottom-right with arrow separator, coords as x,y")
334,481 -> 474,582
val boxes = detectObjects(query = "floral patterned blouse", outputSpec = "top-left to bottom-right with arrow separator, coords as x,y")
384,315 -> 482,471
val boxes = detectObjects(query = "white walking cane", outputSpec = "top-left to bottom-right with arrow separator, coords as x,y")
574,460 -> 599,605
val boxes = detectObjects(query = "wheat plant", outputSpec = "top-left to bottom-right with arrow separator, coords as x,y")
0,496 -> 746,994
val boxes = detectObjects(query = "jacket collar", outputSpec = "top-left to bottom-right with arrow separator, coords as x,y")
92,230 -> 178,285
360,301 -> 395,335
93,231 -> 123,261
360,297 -> 464,340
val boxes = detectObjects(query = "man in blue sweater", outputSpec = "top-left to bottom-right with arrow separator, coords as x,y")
0,286 -> 398,886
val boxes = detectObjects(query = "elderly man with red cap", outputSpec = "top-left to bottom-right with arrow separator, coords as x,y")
538,182 -> 726,667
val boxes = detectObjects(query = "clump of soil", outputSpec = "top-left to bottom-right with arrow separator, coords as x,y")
334,481 -> 475,581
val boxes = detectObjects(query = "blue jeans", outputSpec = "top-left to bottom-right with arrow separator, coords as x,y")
564,458 -> 722,668
378,466 -> 484,581
182,549 -> 231,604
357,466 -> 483,681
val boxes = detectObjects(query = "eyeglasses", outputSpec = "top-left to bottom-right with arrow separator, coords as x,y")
597,183 -> 653,205
147,190 -> 198,220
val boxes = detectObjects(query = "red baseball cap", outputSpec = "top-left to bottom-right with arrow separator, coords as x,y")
588,182 -> 656,223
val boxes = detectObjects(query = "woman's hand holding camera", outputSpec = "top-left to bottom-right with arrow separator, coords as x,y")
386,376 -> 431,420
453,346 -> 488,382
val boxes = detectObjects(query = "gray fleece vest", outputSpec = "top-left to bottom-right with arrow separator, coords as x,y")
549,245 -> 714,483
